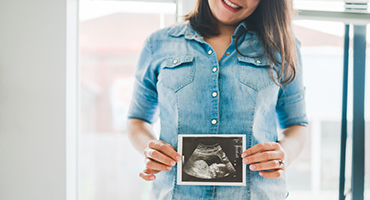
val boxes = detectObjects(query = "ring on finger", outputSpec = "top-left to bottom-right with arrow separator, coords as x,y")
278,159 -> 285,167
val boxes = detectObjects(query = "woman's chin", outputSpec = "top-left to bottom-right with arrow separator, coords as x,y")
217,18 -> 240,27
214,14 -> 240,26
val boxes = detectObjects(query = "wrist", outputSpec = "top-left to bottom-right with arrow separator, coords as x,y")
277,140 -> 290,168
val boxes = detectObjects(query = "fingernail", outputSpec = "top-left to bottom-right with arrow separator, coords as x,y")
259,172 -> 264,176
176,156 -> 181,161
150,176 -> 155,180
167,166 -> 172,170
243,158 -> 248,164
242,153 -> 247,157
170,161 -> 176,166
250,165 -> 256,170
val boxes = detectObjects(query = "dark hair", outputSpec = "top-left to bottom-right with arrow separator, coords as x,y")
185,0 -> 299,87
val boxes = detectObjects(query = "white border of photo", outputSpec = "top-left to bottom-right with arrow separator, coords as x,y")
177,134 -> 246,186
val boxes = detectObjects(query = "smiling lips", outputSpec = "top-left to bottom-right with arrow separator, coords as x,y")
221,0 -> 242,12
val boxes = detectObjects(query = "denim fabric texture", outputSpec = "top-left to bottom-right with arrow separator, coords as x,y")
127,21 -> 308,200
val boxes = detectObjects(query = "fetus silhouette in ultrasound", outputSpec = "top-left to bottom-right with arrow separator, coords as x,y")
183,143 -> 236,179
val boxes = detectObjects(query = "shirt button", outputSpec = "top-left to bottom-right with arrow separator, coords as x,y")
211,119 -> 217,125
225,52 -> 230,56
208,50 -> 213,55
256,60 -> 261,64
195,36 -> 200,39
186,33 -> 191,36
212,92 -> 218,97
173,60 -> 178,64
212,67 -> 218,72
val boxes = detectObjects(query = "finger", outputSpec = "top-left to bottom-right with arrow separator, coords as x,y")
145,149 -> 177,167
248,160 -> 284,171
143,168 -> 160,175
259,169 -> 285,179
148,140 -> 182,162
139,172 -> 156,181
242,142 -> 281,157
243,150 -> 284,164
145,158 -> 173,171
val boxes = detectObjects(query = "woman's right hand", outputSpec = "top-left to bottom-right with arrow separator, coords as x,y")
139,140 -> 182,181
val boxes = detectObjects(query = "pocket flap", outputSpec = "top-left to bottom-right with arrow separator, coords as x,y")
163,54 -> 195,68
237,56 -> 269,67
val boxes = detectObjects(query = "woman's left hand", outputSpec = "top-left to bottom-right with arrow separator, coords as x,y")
241,142 -> 287,179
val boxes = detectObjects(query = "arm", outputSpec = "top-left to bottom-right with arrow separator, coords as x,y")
241,125 -> 308,179
242,37 -> 308,178
127,118 -> 157,154
277,125 -> 308,168
275,37 -> 308,169
127,35 -> 181,181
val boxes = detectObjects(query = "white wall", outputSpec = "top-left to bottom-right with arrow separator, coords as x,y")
0,1 -> 78,200
178,0 -> 197,16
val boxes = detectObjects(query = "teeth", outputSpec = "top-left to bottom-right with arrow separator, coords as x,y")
223,0 -> 240,9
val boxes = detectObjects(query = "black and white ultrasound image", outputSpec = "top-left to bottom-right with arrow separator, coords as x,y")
181,136 -> 243,183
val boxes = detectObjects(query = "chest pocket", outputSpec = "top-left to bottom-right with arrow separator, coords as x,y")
237,56 -> 275,91
160,54 -> 195,92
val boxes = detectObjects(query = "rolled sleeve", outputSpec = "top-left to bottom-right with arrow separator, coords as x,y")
127,36 -> 159,124
275,38 -> 308,129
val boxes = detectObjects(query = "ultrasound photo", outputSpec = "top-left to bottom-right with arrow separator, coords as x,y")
177,134 -> 246,186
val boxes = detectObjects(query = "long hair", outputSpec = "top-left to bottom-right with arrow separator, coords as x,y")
184,0 -> 299,87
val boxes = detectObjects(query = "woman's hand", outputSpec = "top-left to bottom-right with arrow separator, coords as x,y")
241,142 -> 287,179
139,140 -> 182,181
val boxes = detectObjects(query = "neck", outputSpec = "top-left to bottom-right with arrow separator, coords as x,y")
217,22 -> 238,38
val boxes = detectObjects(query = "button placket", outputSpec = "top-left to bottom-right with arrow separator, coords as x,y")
210,72 -> 219,131
208,47 -> 219,133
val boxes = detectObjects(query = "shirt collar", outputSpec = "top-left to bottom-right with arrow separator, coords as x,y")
233,21 -> 248,37
167,21 -> 191,37
168,20 -> 252,39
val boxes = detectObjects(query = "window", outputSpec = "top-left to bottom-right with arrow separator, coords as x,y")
289,2 -> 370,198
79,1 -> 176,199
287,20 -> 347,199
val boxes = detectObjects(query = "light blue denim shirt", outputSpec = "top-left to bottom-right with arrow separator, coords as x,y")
128,21 -> 308,200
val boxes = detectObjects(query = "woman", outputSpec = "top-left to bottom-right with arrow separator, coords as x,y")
127,0 -> 308,199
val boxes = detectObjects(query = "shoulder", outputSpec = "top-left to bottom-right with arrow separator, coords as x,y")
146,21 -> 190,43
140,21 -> 191,69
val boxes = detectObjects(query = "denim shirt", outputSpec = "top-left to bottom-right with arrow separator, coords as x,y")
128,21 -> 308,200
